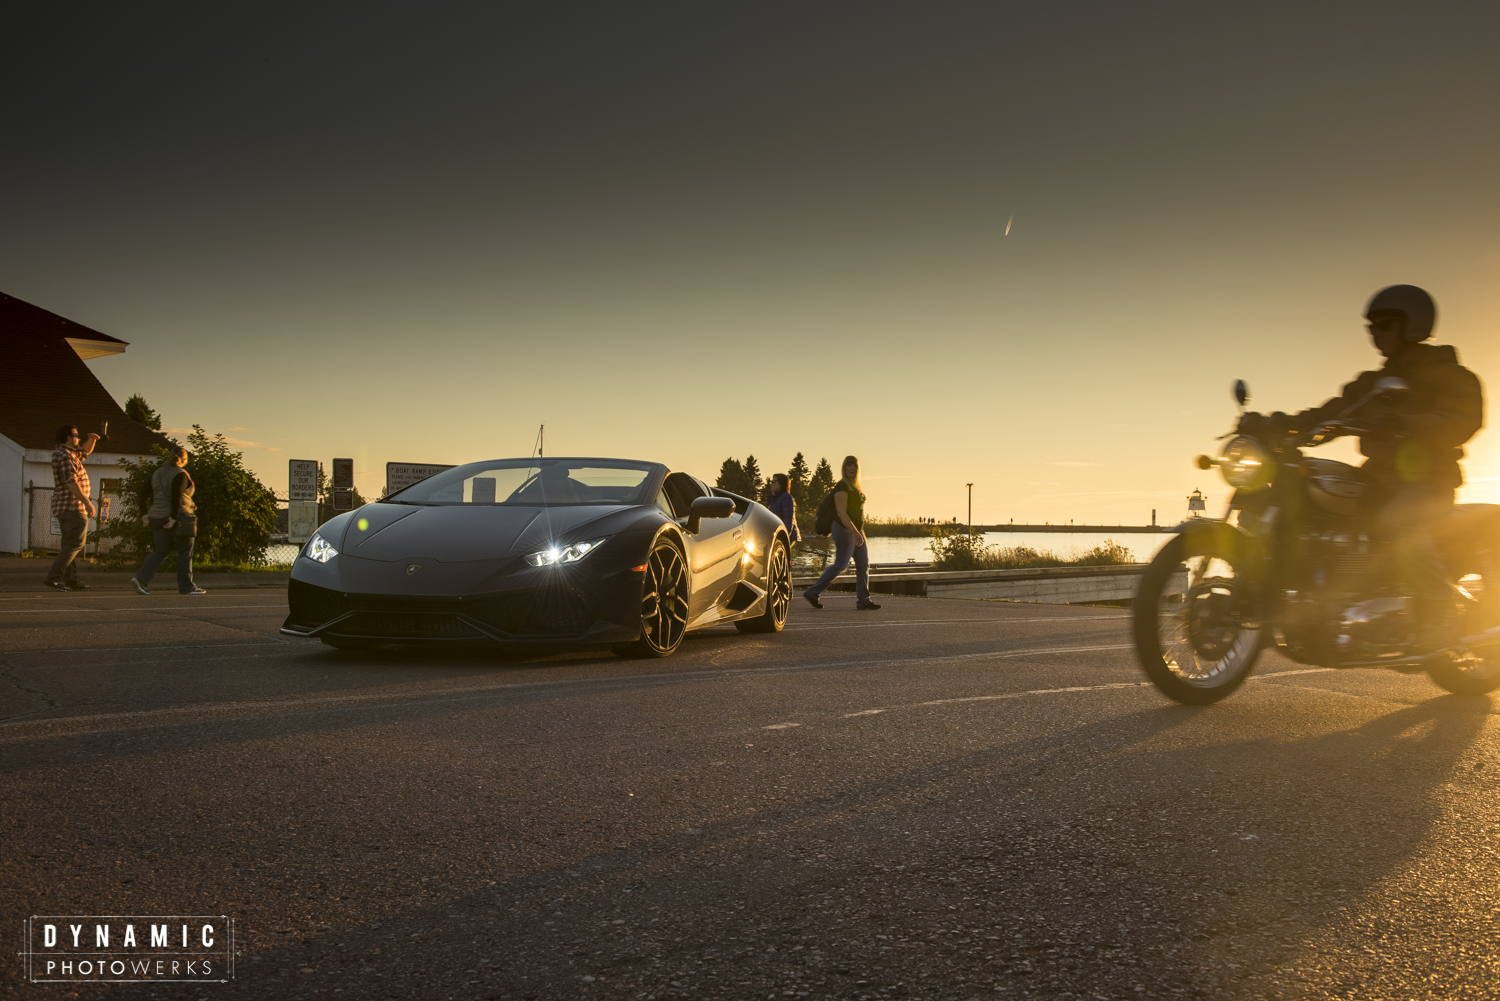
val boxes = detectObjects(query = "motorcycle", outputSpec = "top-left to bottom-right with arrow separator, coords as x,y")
1134,377 -> 1500,704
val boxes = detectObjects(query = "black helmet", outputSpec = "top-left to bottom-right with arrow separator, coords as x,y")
1365,284 -> 1437,342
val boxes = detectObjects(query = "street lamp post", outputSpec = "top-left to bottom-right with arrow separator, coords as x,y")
966,483 -> 973,536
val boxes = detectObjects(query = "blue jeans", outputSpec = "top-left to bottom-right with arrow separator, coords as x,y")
805,522 -> 869,603
135,518 -> 198,593
46,511 -> 89,583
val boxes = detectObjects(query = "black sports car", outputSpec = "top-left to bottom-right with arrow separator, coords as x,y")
281,457 -> 793,656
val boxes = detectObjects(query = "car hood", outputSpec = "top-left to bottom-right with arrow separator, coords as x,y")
339,503 -> 635,563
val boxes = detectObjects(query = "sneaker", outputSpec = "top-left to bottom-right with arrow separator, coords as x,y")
182,587 -> 207,595
42,578 -> 68,592
65,580 -> 92,591
804,593 -> 824,609
857,600 -> 882,610
130,577 -> 150,595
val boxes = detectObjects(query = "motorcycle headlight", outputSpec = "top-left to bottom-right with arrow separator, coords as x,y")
305,532 -> 338,563
524,537 -> 606,567
1219,435 -> 1272,489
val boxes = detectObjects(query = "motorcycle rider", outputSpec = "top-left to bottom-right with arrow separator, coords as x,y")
1257,285 -> 1484,650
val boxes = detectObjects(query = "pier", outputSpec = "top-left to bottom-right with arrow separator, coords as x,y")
975,523 -> 1172,534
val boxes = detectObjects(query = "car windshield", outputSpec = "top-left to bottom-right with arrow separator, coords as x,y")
384,458 -> 656,506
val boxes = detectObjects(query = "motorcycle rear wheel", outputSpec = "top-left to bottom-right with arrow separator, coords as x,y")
1134,533 -> 1262,705
1427,566 -> 1500,695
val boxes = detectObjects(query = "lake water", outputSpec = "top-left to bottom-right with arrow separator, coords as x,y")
267,532 -> 1176,569
802,532 -> 1174,567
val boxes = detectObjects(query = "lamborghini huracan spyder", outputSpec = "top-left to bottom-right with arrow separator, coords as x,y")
281,457 -> 793,656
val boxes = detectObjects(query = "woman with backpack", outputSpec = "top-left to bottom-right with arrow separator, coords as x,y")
803,455 -> 880,611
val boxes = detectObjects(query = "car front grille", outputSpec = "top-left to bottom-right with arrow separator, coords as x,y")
287,579 -> 597,640
469,591 -> 596,637
332,611 -> 483,640
287,579 -> 349,629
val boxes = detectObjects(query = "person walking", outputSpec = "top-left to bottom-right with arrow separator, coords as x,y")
44,425 -> 101,591
766,473 -> 800,546
802,455 -> 880,610
130,445 -> 206,595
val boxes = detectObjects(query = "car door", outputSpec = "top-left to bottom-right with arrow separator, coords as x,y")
660,473 -> 745,623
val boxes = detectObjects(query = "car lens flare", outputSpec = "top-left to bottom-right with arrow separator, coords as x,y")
306,533 -> 338,563
525,538 -> 606,567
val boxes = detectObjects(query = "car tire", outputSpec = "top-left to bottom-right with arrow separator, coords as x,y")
736,536 -> 790,634
619,536 -> 689,658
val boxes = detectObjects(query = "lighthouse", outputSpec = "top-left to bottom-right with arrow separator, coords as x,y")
1187,488 -> 1208,518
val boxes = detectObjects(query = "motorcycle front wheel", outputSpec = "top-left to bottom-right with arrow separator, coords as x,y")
1134,533 -> 1262,705
1427,563 -> 1500,696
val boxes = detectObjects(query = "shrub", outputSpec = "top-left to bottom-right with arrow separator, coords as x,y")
102,426 -> 278,565
928,530 -> 992,570
929,530 -> 1137,571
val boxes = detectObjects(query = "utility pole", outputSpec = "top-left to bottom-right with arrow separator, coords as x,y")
966,483 -> 974,536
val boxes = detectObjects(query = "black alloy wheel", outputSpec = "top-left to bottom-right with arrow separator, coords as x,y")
1427,554 -> 1500,695
620,537 -> 689,657
737,538 -> 791,634
1133,533 -> 1262,704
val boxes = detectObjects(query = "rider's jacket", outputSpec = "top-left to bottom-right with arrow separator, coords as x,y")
1291,343 -> 1484,489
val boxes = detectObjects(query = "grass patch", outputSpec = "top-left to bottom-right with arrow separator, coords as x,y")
929,531 -> 1135,571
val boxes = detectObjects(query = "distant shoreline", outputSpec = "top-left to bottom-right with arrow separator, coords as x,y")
833,522 -> 1172,538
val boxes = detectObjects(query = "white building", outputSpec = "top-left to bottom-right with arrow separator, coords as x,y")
1,292 -> 168,554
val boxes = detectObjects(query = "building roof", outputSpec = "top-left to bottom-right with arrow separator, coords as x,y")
0,292 -> 169,456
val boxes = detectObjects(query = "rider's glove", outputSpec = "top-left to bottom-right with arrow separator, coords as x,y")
1237,411 -> 1288,439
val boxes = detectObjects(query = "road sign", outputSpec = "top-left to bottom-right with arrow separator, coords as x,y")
332,458 -> 354,491
288,501 -> 319,544
386,462 -> 455,496
333,490 -> 355,511
288,460 -> 318,502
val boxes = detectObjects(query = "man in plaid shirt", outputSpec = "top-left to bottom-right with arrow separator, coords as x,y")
45,424 -> 101,592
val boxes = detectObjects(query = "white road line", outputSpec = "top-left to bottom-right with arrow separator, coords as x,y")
0,604 -> 287,615
1251,668 -> 1337,679
0,641 -> 1138,742
783,615 -> 1128,631
0,593 -> 286,602
10,641 -> 291,656
835,667 -> 1342,719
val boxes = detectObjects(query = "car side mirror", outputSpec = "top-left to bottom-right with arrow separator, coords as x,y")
687,496 -> 735,534
1233,379 -> 1249,409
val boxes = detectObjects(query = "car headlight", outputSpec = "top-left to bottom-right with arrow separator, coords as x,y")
1219,435 -> 1272,489
305,532 -> 338,563
524,538 -> 606,567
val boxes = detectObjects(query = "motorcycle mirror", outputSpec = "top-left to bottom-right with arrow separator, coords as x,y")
1373,376 -> 1409,395
1232,379 -> 1249,409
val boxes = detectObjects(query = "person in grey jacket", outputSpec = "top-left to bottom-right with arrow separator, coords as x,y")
130,446 -> 205,595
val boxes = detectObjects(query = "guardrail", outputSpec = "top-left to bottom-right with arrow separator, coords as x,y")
792,564 -> 1149,605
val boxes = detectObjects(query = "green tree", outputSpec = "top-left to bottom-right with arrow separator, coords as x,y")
742,455 -> 763,499
787,452 -> 810,507
101,426 -> 279,565
716,457 -> 748,495
124,394 -> 162,430
801,457 -> 836,532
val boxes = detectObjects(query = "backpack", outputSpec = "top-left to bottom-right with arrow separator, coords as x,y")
814,489 -> 838,536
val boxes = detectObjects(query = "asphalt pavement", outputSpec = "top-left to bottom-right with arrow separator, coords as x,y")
2,589 -> 1497,1001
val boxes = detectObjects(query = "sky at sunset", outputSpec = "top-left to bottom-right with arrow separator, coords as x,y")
4,3 -> 1498,525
